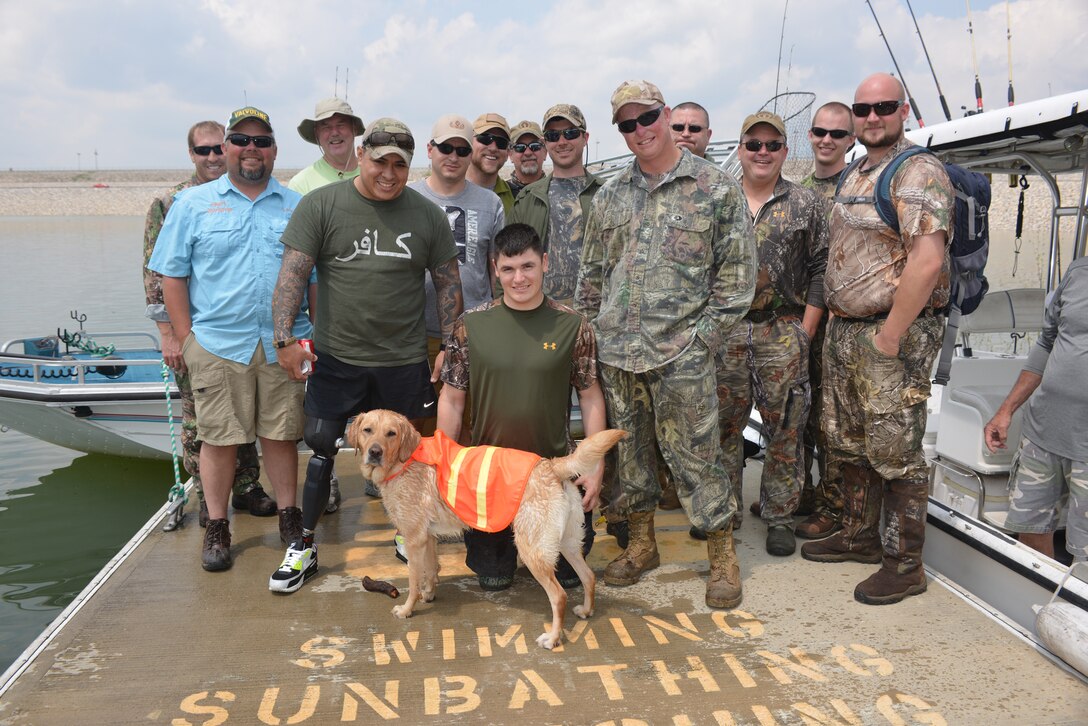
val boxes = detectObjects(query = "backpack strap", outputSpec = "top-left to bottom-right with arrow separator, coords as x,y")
872,145 -> 934,233
832,155 -> 870,205
933,285 -> 966,387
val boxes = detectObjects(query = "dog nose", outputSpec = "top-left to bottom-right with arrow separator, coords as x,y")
367,444 -> 383,463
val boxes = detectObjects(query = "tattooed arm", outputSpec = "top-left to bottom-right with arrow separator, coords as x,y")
273,246 -> 317,380
429,256 -> 463,383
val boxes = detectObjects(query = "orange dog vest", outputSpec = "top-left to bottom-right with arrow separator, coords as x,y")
409,431 -> 542,532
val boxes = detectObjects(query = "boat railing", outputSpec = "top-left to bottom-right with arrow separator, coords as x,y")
0,352 -> 168,386
0,331 -> 161,355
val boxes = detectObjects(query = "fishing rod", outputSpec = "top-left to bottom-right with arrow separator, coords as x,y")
905,0 -> 951,121
865,0 -> 924,127
773,0 -> 789,114
1006,0 -> 1015,106
965,0 -> 984,113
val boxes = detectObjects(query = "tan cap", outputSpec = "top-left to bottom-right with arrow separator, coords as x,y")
542,103 -> 586,129
509,120 -> 544,142
297,97 -> 365,145
431,114 -> 472,144
739,111 -> 787,138
473,112 -> 510,136
226,106 -> 273,132
361,118 -> 415,164
610,80 -> 665,123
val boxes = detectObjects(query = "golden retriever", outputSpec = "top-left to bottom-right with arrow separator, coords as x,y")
347,408 -> 626,650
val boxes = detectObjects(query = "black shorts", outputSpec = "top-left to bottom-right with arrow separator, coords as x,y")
304,347 -> 437,421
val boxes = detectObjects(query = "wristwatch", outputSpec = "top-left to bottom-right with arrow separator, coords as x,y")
273,336 -> 298,349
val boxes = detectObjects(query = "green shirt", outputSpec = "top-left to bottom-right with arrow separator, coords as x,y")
281,180 -> 457,366
288,158 -> 360,196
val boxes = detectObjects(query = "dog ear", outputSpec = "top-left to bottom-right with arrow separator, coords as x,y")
398,416 -> 421,462
345,416 -> 361,450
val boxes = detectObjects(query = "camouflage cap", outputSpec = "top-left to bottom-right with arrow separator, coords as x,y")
297,97 -> 365,145
509,119 -> 544,142
227,106 -> 273,132
361,117 -> 415,164
473,112 -> 510,136
609,80 -> 665,123
431,114 -> 472,144
542,103 -> 586,129
740,111 -> 787,139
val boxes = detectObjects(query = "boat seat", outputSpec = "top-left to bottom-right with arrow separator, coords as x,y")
935,385 -> 1024,473
959,288 -> 1045,338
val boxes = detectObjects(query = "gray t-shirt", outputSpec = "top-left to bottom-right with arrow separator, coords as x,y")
409,179 -> 505,337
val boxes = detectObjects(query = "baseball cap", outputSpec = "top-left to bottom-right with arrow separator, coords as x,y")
226,106 -> 273,132
297,98 -> 365,145
542,104 -> 586,129
740,111 -> 787,138
610,81 -> 665,123
509,120 -> 544,142
361,118 -> 415,164
431,114 -> 472,144
473,113 -> 510,136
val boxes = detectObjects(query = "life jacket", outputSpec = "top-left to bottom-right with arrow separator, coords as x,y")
409,431 -> 542,532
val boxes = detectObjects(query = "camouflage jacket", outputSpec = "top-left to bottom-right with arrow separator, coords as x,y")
143,175 -> 198,320
798,168 -> 844,206
575,151 -> 757,373
745,176 -> 828,314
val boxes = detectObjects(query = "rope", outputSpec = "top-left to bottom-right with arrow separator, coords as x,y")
59,330 -> 115,357
160,361 -> 187,531
1013,175 -> 1028,277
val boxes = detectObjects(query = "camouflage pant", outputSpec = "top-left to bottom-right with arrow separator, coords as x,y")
176,369 -> 261,500
804,322 -> 844,518
1004,436 -> 1088,559
717,316 -> 810,526
598,340 -> 735,532
822,316 -> 942,482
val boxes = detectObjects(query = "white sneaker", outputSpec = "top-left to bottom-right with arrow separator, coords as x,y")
269,541 -> 318,593
394,532 -> 408,564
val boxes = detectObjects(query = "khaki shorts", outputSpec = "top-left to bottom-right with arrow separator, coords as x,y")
181,334 -> 305,446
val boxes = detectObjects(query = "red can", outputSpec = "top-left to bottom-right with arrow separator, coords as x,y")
298,338 -> 313,374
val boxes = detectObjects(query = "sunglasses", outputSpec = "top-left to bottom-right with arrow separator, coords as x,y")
851,100 -> 902,117
475,133 -> 510,150
742,139 -> 785,152
513,141 -> 545,153
191,144 -> 224,156
432,141 -> 471,158
364,131 -> 415,151
670,123 -> 704,134
226,133 -> 274,148
810,127 -> 852,139
617,106 -> 663,134
543,128 -> 584,142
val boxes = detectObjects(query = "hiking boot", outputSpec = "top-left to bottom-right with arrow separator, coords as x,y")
854,565 -> 927,604
198,498 -> 209,529
796,512 -> 841,539
232,485 -> 277,517
201,518 -> 232,572
326,475 -> 342,513
801,464 -> 883,563
766,525 -> 796,556
278,506 -> 303,545
393,532 -> 408,564
689,526 -> 707,541
269,540 -> 318,593
606,520 -> 629,550
855,478 -> 928,605
705,527 -> 742,608
603,510 -> 660,586
658,482 -> 681,510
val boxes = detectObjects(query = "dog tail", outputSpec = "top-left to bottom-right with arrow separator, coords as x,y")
551,429 -> 627,482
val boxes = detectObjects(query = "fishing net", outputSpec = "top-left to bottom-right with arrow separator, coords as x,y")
760,91 -> 815,161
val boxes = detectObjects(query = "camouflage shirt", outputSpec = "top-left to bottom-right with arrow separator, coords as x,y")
544,175 -> 593,304
825,138 -> 953,318
142,175 -> 198,320
798,168 -> 844,205
575,151 -> 757,373
746,176 -> 828,313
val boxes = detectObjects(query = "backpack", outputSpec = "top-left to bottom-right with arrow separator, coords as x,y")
835,146 -> 991,385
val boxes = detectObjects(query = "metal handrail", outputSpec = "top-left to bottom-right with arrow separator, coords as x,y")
0,353 -> 168,385
1,331 -> 161,354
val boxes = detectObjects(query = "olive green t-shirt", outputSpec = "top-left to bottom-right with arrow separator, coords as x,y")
281,180 -> 457,366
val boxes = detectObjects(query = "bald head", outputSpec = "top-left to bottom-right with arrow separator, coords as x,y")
853,72 -> 910,155
855,73 -> 906,104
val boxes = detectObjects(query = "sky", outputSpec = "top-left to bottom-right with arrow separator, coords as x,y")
1,0 -> 1085,170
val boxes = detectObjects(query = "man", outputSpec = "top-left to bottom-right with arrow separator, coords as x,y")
466,113 -> 515,215
142,120 -> 271,528
795,102 -> 857,540
506,120 -> 546,197
669,101 -> 713,159
148,107 -> 312,572
269,118 -> 462,593
438,223 -> 608,590
575,80 -> 757,609
801,73 -> 953,606
983,257 -> 1088,563
288,98 -> 365,195
717,111 -> 828,557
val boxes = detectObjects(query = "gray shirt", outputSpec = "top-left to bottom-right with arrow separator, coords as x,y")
409,179 -> 505,337
1022,256 -> 1088,460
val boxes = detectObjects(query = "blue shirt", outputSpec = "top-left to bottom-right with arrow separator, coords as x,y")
147,175 -> 312,364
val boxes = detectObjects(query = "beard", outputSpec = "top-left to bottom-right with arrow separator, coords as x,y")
520,160 -> 541,176
239,162 -> 267,182
860,126 -> 900,150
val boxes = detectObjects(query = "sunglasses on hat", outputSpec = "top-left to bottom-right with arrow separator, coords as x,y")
364,131 -> 415,151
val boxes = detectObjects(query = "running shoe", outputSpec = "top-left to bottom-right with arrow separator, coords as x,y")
269,541 -> 318,593
393,532 -> 408,564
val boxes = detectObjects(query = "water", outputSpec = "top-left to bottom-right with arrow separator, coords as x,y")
0,216 -> 175,673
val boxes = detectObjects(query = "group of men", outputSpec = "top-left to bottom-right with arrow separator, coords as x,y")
146,67 -> 1088,610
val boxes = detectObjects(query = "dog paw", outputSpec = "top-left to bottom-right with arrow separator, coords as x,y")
573,605 -> 593,619
392,604 -> 413,619
535,632 -> 561,650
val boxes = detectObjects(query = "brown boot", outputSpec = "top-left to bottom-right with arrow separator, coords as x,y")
279,506 -> 303,545
705,527 -> 742,608
201,518 -> 232,572
603,510 -> 660,586
658,482 -> 681,510
855,479 -> 928,605
795,512 -> 841,539
801,463 -> 882,563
